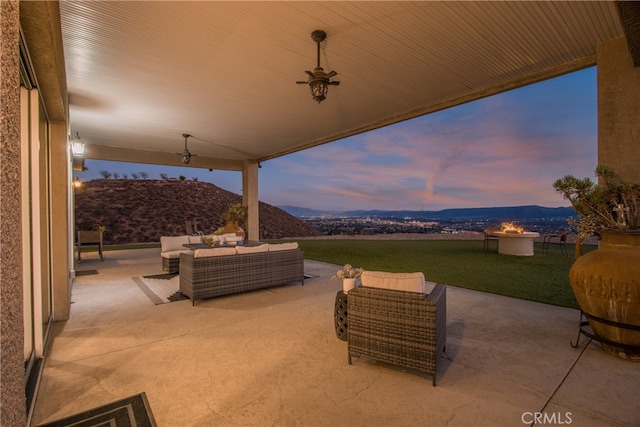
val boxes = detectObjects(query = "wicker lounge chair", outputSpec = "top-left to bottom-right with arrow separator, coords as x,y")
347,273 -> 447,386
542,230 -> 570,256
77,230 -> 103,261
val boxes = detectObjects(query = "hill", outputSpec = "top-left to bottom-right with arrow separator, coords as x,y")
279,205 -> 575,220
75,179 -> 322,245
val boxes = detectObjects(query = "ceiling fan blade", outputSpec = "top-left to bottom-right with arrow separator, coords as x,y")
327,70 -> 338,78
305,70 -> 314,77
330,81 -> 340,85
296,81 -> 308,84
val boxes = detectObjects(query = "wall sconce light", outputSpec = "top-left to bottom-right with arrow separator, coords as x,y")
70,132 -> 85,157
72,177 -> 82,188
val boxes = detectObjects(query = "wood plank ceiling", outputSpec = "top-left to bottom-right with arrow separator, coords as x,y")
58,1 -> 624,170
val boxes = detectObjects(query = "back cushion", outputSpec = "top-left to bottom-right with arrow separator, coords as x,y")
161,235 -> 189,253
267,242 -> 299,251
360,271 -> 426,293
193,247 -> 237,258
235,245 -> 268,254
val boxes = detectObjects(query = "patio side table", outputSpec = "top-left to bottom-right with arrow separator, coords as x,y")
334,291 -> 348,341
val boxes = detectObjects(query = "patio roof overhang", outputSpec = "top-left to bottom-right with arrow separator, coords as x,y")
47,1 -> 635,171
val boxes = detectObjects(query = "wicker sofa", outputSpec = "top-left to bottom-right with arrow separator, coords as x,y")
179,243 -> 304,305
160,233 -> 239,273
347,271 -> 447,386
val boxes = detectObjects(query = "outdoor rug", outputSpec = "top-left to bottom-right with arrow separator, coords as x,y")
133,273 -> 187,304
37,392 -> 156,427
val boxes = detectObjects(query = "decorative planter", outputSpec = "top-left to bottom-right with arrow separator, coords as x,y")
343,278 -> 357,294
569,230 -> 640,360
223,221 -> 245,238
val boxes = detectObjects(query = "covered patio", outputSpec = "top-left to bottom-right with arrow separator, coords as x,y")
31,248 -> 639,426
3,2 -> 640,424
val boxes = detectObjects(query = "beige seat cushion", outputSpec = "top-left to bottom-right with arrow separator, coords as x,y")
267,242 -> 299,251
161,249 -> 191,259
193,247 -> 237,258
235,245 -> 268,254
360,270 -> 426,293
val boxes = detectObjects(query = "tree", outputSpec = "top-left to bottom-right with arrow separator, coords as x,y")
131,173 -> 139,180
122,174 -> 129,179
113,173 -> 120,179
159,173 -> 169,180
140,172 -> 149,180
99,170 -> 112,179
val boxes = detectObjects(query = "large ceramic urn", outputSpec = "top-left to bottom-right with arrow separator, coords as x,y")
569,230 -> 640,360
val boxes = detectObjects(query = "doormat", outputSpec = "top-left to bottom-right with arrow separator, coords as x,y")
143,272 -> 178,280
133,275 -> 187,304
76,270 -> 98,276
37,392 -> 156,427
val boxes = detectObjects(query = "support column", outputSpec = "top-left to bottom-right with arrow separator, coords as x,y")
50,121 -> 71,320
597,37 -> 640,183
242,161 -> 259,240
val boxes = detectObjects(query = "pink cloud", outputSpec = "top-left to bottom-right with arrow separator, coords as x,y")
261,68 -> 596,211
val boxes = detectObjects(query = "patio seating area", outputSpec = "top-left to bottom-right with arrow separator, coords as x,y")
31,248 -> 639,426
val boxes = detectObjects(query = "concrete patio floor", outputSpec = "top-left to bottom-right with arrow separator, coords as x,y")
31,247 -> 639,426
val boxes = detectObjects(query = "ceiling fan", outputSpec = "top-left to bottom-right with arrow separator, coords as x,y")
296,30 -> 340,103
177,133 -> 197,164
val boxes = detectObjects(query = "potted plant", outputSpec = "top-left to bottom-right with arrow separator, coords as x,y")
553,164 -> 640,246
553,164 -> 640,360
199,235 -> 220,248
332,264 -> 364,293
221,203 -> 248,237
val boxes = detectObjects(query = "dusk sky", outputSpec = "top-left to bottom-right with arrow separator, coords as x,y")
80,67 -> 597,212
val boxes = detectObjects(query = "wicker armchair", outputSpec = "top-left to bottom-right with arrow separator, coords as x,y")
347,282 -> 447,386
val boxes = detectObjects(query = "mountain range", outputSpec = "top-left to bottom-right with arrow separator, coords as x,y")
278,205 -> 576,220
75,178 -> 577,246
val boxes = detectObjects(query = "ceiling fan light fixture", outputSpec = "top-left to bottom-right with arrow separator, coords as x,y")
309,69 -> 329,103
178,133 -> 196,164
296,30 -> 340,103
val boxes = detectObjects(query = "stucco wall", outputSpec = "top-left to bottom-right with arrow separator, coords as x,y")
598,37 -> 640,183
0,1 -> 27,425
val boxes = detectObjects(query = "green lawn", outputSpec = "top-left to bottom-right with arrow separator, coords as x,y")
283,239 -> 596,309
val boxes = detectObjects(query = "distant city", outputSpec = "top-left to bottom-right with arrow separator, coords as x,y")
279,205 -> 576,236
